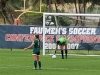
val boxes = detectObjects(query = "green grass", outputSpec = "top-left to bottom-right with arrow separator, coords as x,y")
0,49 -> 100,75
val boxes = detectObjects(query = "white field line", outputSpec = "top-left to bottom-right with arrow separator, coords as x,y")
0,65 -> 100,72
47,54 -> 100,56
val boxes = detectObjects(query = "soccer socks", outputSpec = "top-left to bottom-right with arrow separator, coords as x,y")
55,50 -> 56,54
34,61 -> 37,69
38,61 -> 41,69
61,50 -> 68,59
65,50 -> 67,59
61,50 -> 64,59
34,61 -> 41,70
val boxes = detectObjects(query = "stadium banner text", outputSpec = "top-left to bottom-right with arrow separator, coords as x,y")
0,25 -> 100,50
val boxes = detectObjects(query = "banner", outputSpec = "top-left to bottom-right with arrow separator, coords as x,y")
0,25 -> 100,50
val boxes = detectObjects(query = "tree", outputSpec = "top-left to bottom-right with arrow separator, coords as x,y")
0,0 -> 13,24
0,0 -> 100,26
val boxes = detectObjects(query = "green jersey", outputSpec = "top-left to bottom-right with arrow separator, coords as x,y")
34,39 -> 40,48
58,37 -> 65,43
33,39 -> 40,54
58,36 -> 69,45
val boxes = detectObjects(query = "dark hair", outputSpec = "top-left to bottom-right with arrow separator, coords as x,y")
35,34 -> 39,39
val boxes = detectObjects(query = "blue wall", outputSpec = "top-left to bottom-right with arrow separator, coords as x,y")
0,25 -> 100,50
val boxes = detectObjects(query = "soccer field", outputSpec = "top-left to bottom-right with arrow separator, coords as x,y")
0,49 -> 100,75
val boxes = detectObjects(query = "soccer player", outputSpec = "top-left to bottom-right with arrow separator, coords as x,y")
24,34 -> 41,70
56,35 -> 69,59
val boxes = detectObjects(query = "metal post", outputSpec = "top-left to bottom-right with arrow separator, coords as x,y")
43,13 -> 45,55
24,0 -> 26,11
40,0 -> 42,13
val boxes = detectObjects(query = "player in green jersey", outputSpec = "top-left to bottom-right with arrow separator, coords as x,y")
56,35 -> 69,59
24,34 -> 41,70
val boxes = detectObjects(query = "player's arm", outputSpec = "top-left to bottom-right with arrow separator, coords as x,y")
24,42 -> 34,50
67,37 -> 70,43
65,37 -> 69,50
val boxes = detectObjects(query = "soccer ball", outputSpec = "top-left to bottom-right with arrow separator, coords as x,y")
52,54 -> 56,59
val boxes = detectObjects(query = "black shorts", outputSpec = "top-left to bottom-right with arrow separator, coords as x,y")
33,51 -> 40,55
33,48 -> 40,55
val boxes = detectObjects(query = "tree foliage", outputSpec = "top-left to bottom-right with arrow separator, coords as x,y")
0,0 -> 100,26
